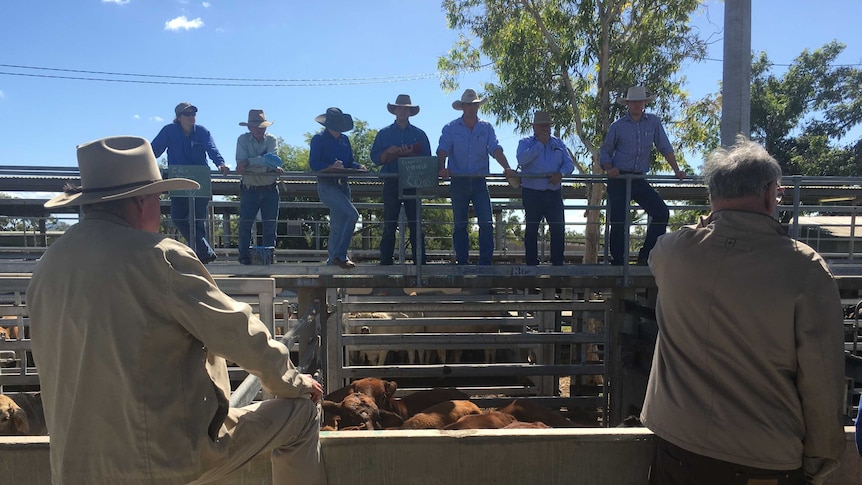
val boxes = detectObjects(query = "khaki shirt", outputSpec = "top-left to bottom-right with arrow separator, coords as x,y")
236,131 -> 279,187
27,212 -> 313,484
641,210 -> 846,471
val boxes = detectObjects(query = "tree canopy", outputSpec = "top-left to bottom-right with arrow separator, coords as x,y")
749,40 -> 862,176
438,0 -> 710,262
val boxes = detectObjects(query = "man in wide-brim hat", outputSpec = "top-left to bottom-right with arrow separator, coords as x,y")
437,88 -> 515,265
309,107 -> 366,269
236,109 -> 281,265
600,85 -> 686,266
28,135 -> 325,485
151,102 -> 229,264
515,110 -> 575,266
371,94 -> 432,265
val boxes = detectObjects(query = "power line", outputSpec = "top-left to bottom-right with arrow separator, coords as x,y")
0,63 -> 441,86
703,57 -> 862,68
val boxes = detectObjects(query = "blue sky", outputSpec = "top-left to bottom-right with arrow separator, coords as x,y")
0,0 -> 860,172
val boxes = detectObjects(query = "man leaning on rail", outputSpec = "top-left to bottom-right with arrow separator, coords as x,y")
600,86 -> 686,266
641,136 -> 846,485
27,136 -> 325,485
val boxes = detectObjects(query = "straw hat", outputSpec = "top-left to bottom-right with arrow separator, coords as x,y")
44,136 -> 199,208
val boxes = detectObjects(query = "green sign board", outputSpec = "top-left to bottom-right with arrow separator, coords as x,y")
397,156 -> 438,190
167,165 -> 212,197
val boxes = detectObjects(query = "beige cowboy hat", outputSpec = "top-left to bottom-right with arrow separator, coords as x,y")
44,136 -> 199,209
532,111 -> 552,124
616,86 -> 657,106
315,107 -> 354,132
239,109 -> 273,128
452,88 -> 486,110
387,94 -> 420,116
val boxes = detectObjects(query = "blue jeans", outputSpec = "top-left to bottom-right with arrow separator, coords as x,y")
238,184 -> 280,263
522,187 -> 566,266
170,196 -> 215,260
450,177 -> 494,265
380,179 -> 425,265
607,176 -> 669,264
317,178 -> 358,263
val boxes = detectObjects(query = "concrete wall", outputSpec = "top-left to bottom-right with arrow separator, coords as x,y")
1,428 -> 860,484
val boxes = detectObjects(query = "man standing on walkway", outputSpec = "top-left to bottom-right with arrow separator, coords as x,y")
152,102 -> 230,264
236,109 -> 282,265
516,111 -> 575,266
371,94 -> 432,265
600,86 -> 685,265
642,137 -> 845,485
437,88 -> 516,265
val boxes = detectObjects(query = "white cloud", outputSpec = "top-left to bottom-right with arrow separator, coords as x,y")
102,0 -> 130,4
164,16 -> 204,31
0,90 -> 5,99
133,114 -> 140,120
149,116 -> 164,122
202,2 -> 211,7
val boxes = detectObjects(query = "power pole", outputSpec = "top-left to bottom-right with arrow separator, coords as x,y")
721,0 -> 752,146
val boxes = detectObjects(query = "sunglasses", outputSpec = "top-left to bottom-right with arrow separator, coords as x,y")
180,111 -> 196,117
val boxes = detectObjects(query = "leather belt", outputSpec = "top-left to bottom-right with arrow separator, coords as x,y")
243,183 -> 277,191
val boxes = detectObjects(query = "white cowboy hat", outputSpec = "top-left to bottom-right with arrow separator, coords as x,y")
615,86 -> 657,106
452,89 -> 486,110
45,136 -> 199,208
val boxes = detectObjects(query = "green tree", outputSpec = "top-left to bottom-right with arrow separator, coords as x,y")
439,0 -> 710,262
750,41 -> 862,176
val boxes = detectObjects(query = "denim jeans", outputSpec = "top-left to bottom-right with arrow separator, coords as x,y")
450,177 -> 494,265
238,185 -> 279,263
317,178 -> 358,263
607,176 -> 669,264
380,179 -> 425,265
170,196 -> 215,260
522,187 -> 566,266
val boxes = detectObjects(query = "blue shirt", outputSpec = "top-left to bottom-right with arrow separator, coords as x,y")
370,122 -> 432,175
309,129 -> 357,172
599,113 -> 673,173
436,117 -> 503,175
516,136 -> 575,191
151,122 -> 226,167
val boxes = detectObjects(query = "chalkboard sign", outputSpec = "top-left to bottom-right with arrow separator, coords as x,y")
397,156 -> 438,190
167,165 -> 212,197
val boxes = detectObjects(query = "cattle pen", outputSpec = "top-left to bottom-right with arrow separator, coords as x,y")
1,171 -> 862,483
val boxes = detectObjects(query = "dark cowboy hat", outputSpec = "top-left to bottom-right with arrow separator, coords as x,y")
45,136 -> 198,208
314,107 -> 354,132
387,94 -> 420,116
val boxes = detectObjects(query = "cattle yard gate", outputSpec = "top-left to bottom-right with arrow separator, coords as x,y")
2,263 -> 862,427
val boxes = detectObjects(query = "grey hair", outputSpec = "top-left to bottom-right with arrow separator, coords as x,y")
702,136 -> 782,200
81,197 -> 137,216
